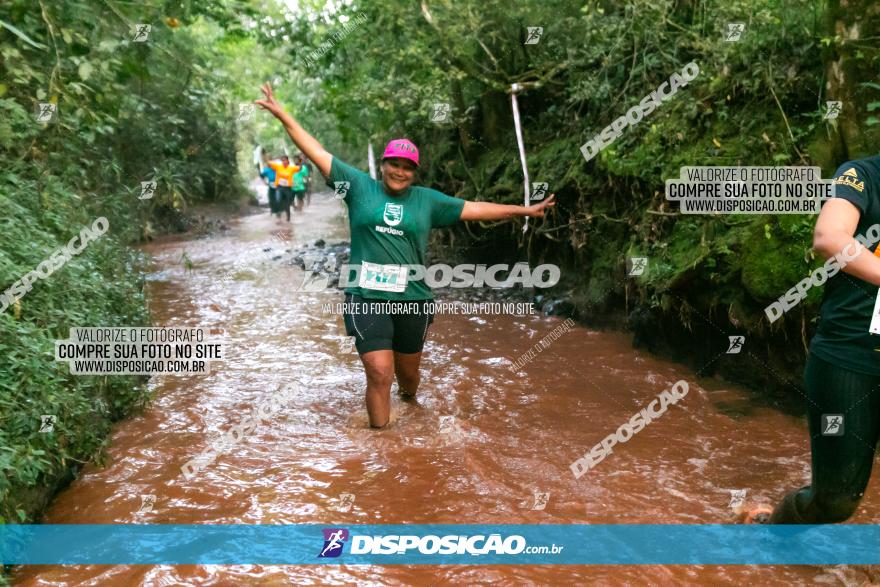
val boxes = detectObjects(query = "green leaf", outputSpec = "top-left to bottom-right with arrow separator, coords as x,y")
0,19 -> 47,50
78,62 -> 94,81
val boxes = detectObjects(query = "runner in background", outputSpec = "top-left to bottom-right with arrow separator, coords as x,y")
292,154 -> 309,213
260,157 -> 279,216
262,152 -> 299,222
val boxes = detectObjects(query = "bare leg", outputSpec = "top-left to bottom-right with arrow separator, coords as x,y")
361,350 -> 394,428
394,351 -> 423,400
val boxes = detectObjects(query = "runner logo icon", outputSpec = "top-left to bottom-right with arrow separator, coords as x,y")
725,23 -> 745,42
383,203 -> 403,226
525,27 -> 543,44
36,102 -> 57,123
726,336 -> 744,354
333,181 -> 349,200
319,528 -> 349,558
821,414 -> 844,436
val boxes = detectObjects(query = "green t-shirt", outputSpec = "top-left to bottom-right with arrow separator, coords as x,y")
293,164 -> 309,191
810,156 -> 880,375
326,156 -> 465,300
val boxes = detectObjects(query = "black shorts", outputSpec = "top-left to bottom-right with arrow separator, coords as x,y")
342,293 -> 434,354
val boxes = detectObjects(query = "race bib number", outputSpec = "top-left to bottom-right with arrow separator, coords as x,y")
870,289 -> 880,335
278,178 -> 291,187
359,261 -> 408,293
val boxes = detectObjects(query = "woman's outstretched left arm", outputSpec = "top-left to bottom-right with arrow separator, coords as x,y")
460,194 -> 555,221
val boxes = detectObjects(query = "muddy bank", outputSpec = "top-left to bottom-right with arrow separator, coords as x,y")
144,194 -> 259,240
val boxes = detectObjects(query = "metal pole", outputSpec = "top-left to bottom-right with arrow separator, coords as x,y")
510,83 -> 530,233
368,142 -> 377,179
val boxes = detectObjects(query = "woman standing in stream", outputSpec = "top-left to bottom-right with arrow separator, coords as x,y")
255,82 -> 555,428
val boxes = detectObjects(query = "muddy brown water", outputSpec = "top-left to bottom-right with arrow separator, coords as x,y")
14,189 -> 880,586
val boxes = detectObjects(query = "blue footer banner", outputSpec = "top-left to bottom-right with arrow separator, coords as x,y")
1,524 -> 879,565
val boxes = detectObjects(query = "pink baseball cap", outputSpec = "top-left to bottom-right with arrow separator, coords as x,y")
382,138 -> 419,167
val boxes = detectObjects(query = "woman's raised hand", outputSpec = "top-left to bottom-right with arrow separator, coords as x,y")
254,82 -> 286,120
253,82 -> 333,177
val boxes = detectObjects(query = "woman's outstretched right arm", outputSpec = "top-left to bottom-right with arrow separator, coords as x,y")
254,83 -> 332,177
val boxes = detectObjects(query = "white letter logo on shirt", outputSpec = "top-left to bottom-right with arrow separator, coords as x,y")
383,203 -> 403,226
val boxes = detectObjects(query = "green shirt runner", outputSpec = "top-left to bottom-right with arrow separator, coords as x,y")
810,156 -> 880,376
326,156 -> 464,301
293,164 -> 309,192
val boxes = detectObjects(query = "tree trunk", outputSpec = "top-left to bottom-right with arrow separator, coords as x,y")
824,0 -> 880,161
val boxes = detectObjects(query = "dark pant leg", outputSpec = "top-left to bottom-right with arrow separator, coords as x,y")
278,188 -> 292,220
293,190 -> 305,212
771,354 -> 880,523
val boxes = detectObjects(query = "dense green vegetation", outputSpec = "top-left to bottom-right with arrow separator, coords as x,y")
1,0 -> 878,526
0,0 -> 262,523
